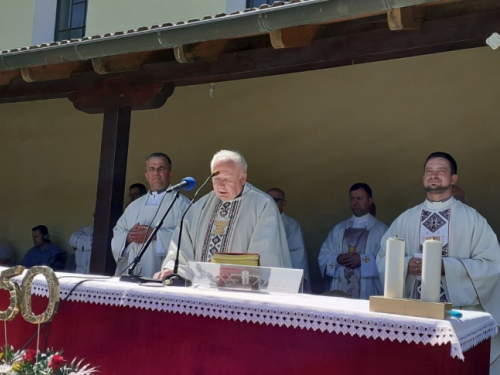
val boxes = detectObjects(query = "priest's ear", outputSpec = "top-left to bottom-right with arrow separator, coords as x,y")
451,174 -> 458,186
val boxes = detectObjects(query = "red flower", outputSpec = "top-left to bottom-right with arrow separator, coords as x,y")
48,354 -> 65,371
23,349 -> 36,364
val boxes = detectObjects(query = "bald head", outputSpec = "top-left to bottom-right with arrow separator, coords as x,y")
452,185 -> 467,204
267,188 -> 287,214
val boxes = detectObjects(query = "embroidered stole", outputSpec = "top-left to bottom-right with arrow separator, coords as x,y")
201,199 -> 242,262
415,208 -> 450,301
338,227 -> 369,299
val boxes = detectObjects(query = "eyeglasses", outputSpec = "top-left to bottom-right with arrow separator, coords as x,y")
272,198 -> 286,203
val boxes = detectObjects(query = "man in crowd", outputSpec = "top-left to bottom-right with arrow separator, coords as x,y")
128,183 -> 147,204
154,150 -> 291,280
19,225 -> 66,270
318,183 -> 388,299
377,152 -> 500,371
112,153 -> 190,277
0,243 -> 14,266
69,214 -> 94,274
267,187 -> 310,292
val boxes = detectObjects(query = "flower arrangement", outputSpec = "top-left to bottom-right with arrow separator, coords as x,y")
0,346 -> 97,375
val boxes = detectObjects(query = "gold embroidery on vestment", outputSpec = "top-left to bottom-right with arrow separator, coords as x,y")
213,220 -> 229,235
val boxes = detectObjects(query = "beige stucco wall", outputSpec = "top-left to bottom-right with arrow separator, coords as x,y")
0,1 -> 35,50
85,0 -> 226,36
1,46 -> 499,292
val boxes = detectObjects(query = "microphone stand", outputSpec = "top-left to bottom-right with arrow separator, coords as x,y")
120,191 -> 180,284
164,171 -> 218,286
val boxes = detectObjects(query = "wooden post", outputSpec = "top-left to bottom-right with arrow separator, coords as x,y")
90,106 -> 131,275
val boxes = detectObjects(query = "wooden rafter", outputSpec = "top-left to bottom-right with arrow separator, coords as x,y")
174,40 -> 230,63
270,25 -> 321,49
92,49 -> 173,74
388,6 -> 425,30
20,61 -> 90,82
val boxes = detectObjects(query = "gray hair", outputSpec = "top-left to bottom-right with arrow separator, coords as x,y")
210,150 -> 247,172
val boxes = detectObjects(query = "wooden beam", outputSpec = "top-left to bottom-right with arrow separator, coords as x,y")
90,106 -> 131,276
20,61 -> 89,82
388,6 -> 425,30
174,40 -> 229,63
92,50 -> 173,74
67,78 -> 174,114
0,70 -> 20,86
270,25 -> 320,49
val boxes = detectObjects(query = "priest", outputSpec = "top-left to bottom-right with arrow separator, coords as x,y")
377,151 -> 500,371
154,150 -> 291,280
112,153 -> 190,278
318,183 -> 388,299
267,187 -> 311,292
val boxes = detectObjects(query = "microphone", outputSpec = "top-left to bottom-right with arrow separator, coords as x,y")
164,170 -> 219,286
166,177 -> 196,193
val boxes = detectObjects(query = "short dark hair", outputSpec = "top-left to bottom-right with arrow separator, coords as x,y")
267,187 -> 286,200
129,183 -> 147,195
145,152 -> 172,170
424,152 -> 457,174
32,225 -> 49,237
349,183 -> 373,198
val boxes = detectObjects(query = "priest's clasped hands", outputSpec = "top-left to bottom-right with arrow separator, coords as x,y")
408,258 -> 422,276
337,253 -> 361,268
126,223 -> 155,244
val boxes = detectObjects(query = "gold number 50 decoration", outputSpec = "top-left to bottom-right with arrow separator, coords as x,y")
0,266 -> 60,324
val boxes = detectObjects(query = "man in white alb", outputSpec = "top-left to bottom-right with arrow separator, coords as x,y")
112,153 -> 190,278
376,152 -> 500,371
267,187 -> 311,293
318,183 -> 388,299
154,150 -> 291,280
69,216 -> 94,274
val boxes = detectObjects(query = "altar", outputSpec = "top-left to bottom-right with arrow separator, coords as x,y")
0,271 -> 496,375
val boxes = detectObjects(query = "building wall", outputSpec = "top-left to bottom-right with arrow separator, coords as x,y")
0,0 -> 226,50
85,0 -> 226,36
1,46 -> 499,292
0,1 -> 35,50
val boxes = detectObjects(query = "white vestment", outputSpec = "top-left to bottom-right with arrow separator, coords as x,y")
318,214 -> 388,299
112,189 -> 190,278
163,183 -> 291,278
377,198 -> 500,369
282,213 -> 311,293
69,224 -> 93,274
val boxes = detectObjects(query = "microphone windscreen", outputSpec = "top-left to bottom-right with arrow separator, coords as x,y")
212,170 -> 220,177
182,177 -> 196,191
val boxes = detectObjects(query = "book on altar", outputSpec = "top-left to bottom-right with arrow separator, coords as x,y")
211,252 -> 260,267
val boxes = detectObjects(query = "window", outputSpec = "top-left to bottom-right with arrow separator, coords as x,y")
54,0 -> 88,41
246,0 -> 274,7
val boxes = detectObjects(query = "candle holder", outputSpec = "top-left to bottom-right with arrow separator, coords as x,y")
369,296 -> 452,320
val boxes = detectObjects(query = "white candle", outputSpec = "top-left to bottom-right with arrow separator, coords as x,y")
384,237 -> 405,298
421,240 -> 442,302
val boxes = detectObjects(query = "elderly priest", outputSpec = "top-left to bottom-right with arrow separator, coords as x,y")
154,150 -> 291,280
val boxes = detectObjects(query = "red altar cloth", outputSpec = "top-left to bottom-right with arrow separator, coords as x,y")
0,292 -> 490,375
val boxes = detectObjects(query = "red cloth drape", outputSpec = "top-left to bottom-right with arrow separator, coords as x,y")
0,294 -> 490,375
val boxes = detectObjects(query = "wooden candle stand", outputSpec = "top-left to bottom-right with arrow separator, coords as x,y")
369,296 -> 452,320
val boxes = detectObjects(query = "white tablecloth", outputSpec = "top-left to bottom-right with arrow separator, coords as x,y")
11,269 -> 498,360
